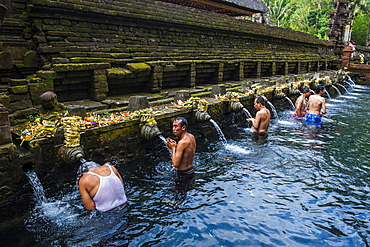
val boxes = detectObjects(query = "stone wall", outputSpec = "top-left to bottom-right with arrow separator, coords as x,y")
0,0 -> 338,121
0,69 -> 350,205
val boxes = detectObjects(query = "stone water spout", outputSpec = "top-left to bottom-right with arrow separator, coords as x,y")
140,116 -> 162,139
58,146 -> 85,164
193,97 -> 211,122
195,110 -> 211,122
291,88 -> 302,95
274,90 -> 286,99
230,101 -> 244,112
141,124 -> 161,139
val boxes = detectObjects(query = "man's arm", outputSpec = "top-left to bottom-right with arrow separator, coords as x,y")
78,178 -> 96,210
296,98 -> 302,116
321,98 -> 327,115
253,111 -> 262,130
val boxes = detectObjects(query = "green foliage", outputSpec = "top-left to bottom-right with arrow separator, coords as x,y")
262,0 -> 332,39
261,0 -> 369,41
351,10 -> 370,46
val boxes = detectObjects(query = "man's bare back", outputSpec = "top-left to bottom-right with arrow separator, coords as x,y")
307,94 -> 326,116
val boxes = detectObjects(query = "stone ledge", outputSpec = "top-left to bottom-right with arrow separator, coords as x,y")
53,63 -> 111,72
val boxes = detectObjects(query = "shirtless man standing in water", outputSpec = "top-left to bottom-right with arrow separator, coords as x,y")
247,96 -> 271,135
305,84 -> 327,126
166,117 -> 196,174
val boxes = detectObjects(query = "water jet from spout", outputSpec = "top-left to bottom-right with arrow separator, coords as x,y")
209,119 -> 227,144
25,170 -> 48,204
332,85 -> 342,96
284,96 -> 295,111
337,84 -> 349,94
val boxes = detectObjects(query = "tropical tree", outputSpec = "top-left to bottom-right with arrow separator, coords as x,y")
348,0 -> 370,44
351,10 -> 370,46
262,0 -> 292,27
261,0 -> 369,43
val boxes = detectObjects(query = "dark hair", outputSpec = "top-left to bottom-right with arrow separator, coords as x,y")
315,84 -> 325,94
175,117 -> 188,128
256,96 -> 266,106
302,87 -> 310,93
77,160 -> 101,181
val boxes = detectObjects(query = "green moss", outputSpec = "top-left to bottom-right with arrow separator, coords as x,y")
9,85 -> 28,94
36,70 -> 57,79
126,63 -> 151,73
70,57 -> 115,63
53,63 -> 111,72
111,53 -> 131,59
106,68 -> 131,79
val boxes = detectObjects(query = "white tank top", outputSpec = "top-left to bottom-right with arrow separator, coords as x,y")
87,165 -> 127,212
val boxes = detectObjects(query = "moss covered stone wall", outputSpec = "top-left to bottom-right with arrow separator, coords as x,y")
0,0 -> 338,118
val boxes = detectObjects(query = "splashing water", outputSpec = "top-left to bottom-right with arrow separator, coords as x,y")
25,170 -> 48,204
224,143 -> 251,155
159,134 -> 172,155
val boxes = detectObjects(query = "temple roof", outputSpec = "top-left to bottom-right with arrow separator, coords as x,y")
157,0 -> 269,16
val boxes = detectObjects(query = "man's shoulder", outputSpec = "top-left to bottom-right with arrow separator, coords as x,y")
180,133 -> 195,143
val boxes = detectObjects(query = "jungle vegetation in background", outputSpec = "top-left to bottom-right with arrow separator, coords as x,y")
261,0 -> 369,46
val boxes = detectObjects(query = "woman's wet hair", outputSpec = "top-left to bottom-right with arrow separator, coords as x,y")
256,96 -> 266,106
315,84 -> 325,94
176,117 -> 188,128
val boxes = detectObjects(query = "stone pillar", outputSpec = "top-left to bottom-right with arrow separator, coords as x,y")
174,90 -> 191,102
150,65 -> 163,91
0,104 -> 12,145
217,63 -> 224,82
296,61 -> 301,74
236,61 -> 244,80
307,62 -> 312,72
240,81 -> 251,92
256,62 -> 261,78
211,85 -> 226,96
271,62 -> 276,76
128,96 -> 148,112
66,105 -> 87,118
341,46 -> 353,69
186,63 -> 196,87
284,62 -> 289,75
90,69 -> 108,101
0,51 -> 13,70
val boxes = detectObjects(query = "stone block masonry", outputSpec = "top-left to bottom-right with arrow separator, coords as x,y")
0,0 -> 338,120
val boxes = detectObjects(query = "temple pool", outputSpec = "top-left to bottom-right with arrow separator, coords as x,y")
1,84 -> 370,246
